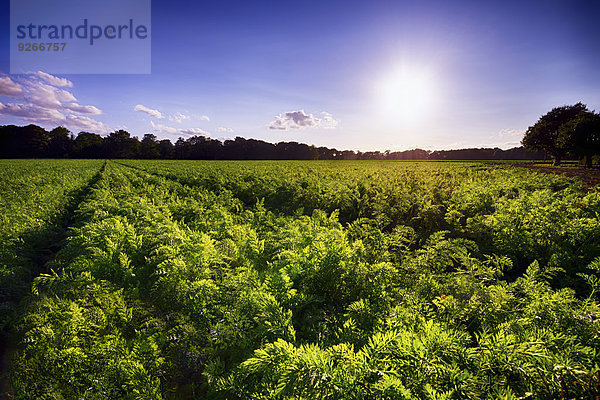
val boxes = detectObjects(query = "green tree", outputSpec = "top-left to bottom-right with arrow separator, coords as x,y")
47,126 -> 73,158
522,102 -> 588,165
140,133 -> 160,159
74,131 -> 104,158
104,129 -> 141,158
558,111 -> 600,168
157,139 -> 174,158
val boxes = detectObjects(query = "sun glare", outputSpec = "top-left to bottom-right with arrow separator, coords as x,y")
376,66 -> 436,125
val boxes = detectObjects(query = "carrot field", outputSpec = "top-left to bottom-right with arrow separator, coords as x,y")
1,160 -> 600,399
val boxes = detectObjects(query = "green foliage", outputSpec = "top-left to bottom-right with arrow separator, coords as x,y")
0,159 -> 103,337
2,160 -> 600,399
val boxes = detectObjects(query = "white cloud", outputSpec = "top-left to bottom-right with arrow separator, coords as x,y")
0,71 -> 105,133
135,104 -> 164,119
269,109 -> 339,130
25,82 -> 76,108
499,128 -> 523,137
0,102 -> 107,133
0,76 -> 24,97
169,112 -> 190,124
151,121 -> 179,135
64,115 -> 107,133
320,112 -> 339,129
218,127 -> 234,133
269,110 -> 318,130
36,71 -> 73,87
64,103 -> 102,115
180,127 -> 211,136
166,112 -> 209,123
0,102 -> 65,121
150,121 -> 211,137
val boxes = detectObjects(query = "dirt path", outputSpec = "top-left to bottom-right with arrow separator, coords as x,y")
516,164 -> 600,190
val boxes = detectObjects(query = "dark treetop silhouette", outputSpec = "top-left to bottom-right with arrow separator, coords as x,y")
0,124 -> 547,161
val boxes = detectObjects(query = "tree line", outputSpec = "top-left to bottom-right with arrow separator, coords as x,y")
1,102 -> 597,162
0,124 -> 548,160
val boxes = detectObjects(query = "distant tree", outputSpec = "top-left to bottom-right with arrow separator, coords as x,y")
386,149 -> 430,160
522,103 -> 588,165
0,125 -> 22,157
358,151 -> 384,160
557,111 -> 600,168
340,150 -> 356,160
315,146 -> 334,160
22,125 -> 50,157
500,146 -> 546,160
174,137 -> 191,159
185,135 -> 223,159
222,138 -> 245,159
157,139 -> 174,159
274,142 -> 317,160
204,137 -> 224,159
0,125 -> 50,157
222,137 -> 275,159
47,127 -> 73,158
140,134 -> 160,159
104,130 -> 140,158
74,132 -> 104,158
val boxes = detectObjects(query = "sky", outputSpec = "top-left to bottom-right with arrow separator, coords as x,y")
1,0 -> 600,151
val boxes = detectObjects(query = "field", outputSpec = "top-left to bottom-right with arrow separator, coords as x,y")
520,164 -> 600,190
1,159 -> 600,399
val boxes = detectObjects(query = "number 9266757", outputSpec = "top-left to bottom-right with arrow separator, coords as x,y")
17,43 -> 67,51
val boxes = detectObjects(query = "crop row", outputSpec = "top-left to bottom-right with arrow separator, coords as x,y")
0,160 -> 104,332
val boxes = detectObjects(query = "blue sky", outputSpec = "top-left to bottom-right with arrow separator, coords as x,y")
1,0 -> 599,151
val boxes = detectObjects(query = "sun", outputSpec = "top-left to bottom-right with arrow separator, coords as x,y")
375,65 -> 436,125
